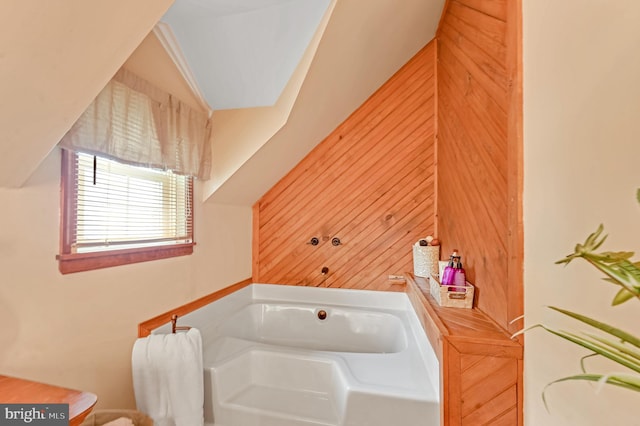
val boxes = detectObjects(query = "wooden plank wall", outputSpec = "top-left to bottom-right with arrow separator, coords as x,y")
253,42 -> 437,291
436,0 -> 523,333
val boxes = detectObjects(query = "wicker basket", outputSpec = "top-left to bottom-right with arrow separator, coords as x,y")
80,410 -> 153,426
413,245 -> 440,278
429,274 -> 474,309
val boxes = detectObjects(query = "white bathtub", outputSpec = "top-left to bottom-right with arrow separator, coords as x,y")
152,284 -> 440,426
219,303 -> 408,353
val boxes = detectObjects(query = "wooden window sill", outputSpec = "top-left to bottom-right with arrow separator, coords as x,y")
57,243 -> 195,274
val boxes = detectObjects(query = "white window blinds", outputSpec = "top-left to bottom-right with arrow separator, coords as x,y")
68,152 -> 193,252
59,68 -> 212,180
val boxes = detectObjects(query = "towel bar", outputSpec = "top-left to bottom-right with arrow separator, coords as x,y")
170,314 -> 191,333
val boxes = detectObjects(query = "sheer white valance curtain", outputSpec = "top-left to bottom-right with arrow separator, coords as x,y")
59,68 -> 212,180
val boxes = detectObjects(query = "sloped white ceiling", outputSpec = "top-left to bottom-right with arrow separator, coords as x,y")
161,0 -> 332,109
205,0 -> 446,205
0,0 -> 173,188
203,0 -> 337,201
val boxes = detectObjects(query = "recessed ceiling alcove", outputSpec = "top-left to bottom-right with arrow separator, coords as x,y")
158,0 -> 332,110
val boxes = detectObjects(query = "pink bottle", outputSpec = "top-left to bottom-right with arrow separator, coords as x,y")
452,256 -> 467,292
440,250 -> 458,285
442,250 -> 466,291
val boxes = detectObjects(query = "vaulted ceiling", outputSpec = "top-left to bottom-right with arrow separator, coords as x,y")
159,0 -> 332,109
202,0 -> 446,204
0,0 -> 446,206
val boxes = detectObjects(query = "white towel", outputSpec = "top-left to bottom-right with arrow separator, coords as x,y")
132,328 -> 204,426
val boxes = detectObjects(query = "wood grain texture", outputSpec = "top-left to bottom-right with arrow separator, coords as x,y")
0,375 -> 97,426
252,203 -> 260,280
253,42 -> 437,290
58,243 -> 194,274
436,2 -> 523,423
506,0 -> 525,342
407,276 -> 521,352
406,275 -> 522,426
436,0 -> 523,334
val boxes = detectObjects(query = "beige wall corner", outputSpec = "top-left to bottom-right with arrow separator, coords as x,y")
123,31 -> 210,114
0,0 -> 173,189
524,1 -> 640,424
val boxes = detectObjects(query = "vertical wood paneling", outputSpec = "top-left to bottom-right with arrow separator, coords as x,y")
254,42 -> 437,290
447,342 -> 463,424
506,0 -> 525,345
437,0 -> 522,332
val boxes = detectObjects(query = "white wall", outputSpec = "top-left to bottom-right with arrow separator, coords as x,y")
0,148 -> 252,409
524,1 -> 640,424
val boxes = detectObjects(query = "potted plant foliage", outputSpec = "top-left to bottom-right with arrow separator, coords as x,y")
519,190 -> 640,406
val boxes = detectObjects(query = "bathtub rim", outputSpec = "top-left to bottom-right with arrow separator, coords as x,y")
218,300 -> 411,354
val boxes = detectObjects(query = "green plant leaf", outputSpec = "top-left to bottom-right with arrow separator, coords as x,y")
564,330 -> 640,371
619,260 -> 640,282
542,191 -> 640,408
603,277 -> 623,286
612,288 -> 637,306
542,373 -> 640,410
535,325 -> 640,373
581,257 -> 640,302
597,251 -> 635,263
580,353 -> 599,373
556,225 -> 608,265
548,306 -> 640,348
584,332 -> 640,361
586,224 -> 605,248
554,222 -> 640,304
546,373 -> 640,391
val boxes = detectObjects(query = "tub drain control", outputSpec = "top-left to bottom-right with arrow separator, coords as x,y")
317,310 -> 327,320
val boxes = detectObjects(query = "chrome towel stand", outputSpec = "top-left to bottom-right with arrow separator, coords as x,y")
170,314 -> 191,333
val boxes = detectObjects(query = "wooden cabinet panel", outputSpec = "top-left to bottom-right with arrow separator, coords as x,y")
406,275 -> 522,426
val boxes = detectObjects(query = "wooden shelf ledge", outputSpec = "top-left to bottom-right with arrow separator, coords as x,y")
405,274 -> 523,425
406,274 -> 522,359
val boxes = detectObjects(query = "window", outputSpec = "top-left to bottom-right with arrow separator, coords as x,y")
58,150 -> 194,274
56,68 -> 210,273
